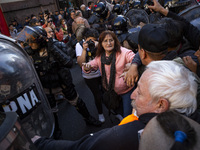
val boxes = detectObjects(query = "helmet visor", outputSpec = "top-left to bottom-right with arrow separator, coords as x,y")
17,26 -> 39,47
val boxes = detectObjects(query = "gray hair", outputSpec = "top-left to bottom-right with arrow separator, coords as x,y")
75,10 -> 82,17
80,4 -> 86,8
58,14 -> 63,19
146,60 -> 197,116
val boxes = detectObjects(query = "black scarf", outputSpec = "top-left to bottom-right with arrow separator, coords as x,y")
101,51 -> 122,110
101,51 -> 116,91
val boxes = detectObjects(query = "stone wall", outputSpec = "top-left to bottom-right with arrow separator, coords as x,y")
1,0 -> 58,25
1,0 -> 112,25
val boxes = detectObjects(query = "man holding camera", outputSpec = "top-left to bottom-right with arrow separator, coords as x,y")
75,28 -> 105,123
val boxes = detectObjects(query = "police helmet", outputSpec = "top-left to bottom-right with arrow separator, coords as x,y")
33,26 -> 47,38
113,4 -> 123,15
94,2 -> 109,18
132,1 -> 142,9
114,15 -> 129,35
129,0 -> 134,8
17,26 -> 47,48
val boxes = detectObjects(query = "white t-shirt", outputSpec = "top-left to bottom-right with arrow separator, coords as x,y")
75,42 -> 101,79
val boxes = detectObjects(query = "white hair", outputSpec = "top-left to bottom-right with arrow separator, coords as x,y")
58,14 -> 63,20
80,4 -> 86,8
146,60 -> 197,116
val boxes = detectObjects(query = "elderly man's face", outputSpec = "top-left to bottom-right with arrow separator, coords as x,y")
131,70 -> 158,116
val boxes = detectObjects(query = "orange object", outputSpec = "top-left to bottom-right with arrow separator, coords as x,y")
118,114 -> 138,126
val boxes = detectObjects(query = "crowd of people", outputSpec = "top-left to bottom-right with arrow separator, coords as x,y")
8,1 -> 96,40
2,0 -> 200,149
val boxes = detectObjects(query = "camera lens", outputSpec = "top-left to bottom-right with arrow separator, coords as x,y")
87,39 -> 95,50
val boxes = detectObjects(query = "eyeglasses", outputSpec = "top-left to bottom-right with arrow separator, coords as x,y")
48,20 -> 53,23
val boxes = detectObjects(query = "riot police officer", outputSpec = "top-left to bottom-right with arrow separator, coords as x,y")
113,15 -> 139,53
88,2 -> 116,33
17,26 -> 102,128
121,0 -> 129,15
113,4 -> 123,16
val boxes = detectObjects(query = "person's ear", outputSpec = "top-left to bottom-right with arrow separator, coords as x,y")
155,98 -> 169,113
140,48 -> 147,60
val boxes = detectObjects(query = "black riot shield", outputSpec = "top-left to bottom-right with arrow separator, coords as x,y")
178,4 -> 200,22
125,8 -> 149,28
0,112 -> 37,150
0,34 -> 54,139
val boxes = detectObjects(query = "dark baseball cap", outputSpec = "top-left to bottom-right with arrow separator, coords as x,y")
138,24 -> 169,53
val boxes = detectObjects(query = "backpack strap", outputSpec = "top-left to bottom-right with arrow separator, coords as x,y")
79,40 -> 84,48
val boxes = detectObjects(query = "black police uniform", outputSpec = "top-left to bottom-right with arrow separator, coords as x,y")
20,26 -> 101,129
88,2 -> 116,33
113,15 -> 139,53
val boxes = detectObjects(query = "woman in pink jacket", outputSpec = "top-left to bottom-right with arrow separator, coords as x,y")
83,30 -> 135,119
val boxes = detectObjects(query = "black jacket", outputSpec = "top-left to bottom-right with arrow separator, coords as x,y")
48,39 -> 73,68
67,18 -> 74,34
34,113 -> 157,150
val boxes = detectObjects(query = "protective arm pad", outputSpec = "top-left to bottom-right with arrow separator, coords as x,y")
48,43 -> 73,68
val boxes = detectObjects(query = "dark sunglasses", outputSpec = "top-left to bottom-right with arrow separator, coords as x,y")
48,20 -> 53,23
